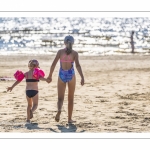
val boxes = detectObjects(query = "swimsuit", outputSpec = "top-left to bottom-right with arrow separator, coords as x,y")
26,90 -> 38,98
59,49 -> 75,83
26,79 -> 39,82
26,72 -> 39,98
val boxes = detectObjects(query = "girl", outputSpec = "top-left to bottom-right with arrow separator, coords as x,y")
47,35 -> 84,124
7,59 -> 48,123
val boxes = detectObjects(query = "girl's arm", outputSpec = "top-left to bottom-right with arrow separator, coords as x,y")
47,50 -> 61,81
74,52 -> 84,85
7,80 -> 21,92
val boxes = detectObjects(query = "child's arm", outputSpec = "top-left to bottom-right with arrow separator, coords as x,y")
7,80 -> 21,92
39,77 -> 51,83
39,77 -> 46,81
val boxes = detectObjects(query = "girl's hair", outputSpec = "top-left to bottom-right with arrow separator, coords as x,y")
28,59 -> 39,69
64,35 -> 74,55
66,40 -> 72,55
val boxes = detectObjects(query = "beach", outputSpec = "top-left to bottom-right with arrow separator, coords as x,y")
0,54 -> 150,132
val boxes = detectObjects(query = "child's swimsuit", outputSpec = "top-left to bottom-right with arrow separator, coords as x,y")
26,73 -> 39,98
26,90 -> 38,98
59,49 -> 75,83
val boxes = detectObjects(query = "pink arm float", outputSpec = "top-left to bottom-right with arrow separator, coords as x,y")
33,68 -> 45,79
14,70 -> 25,81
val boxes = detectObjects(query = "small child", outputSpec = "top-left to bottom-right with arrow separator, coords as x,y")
7,59 -> 48,123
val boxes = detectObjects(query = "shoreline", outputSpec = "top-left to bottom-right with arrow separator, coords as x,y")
0,48 -> 150,57
1,53 -> 150,61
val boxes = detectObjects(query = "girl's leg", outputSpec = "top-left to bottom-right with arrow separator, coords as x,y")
31,93 -> 38,113
26,96 -> 32,121
55,77 -> 66,122
68,75 -> 76,123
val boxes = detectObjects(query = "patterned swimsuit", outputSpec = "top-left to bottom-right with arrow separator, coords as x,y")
59,49 -> 75,83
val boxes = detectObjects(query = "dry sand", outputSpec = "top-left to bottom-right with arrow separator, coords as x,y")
1,54 -> 150,133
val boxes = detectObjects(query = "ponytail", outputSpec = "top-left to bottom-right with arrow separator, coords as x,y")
66,40 -> 72,55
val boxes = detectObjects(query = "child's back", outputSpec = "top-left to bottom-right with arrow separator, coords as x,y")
25,70 -> 39,91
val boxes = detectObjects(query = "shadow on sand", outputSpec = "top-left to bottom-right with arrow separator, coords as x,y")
24,122 -> 86,133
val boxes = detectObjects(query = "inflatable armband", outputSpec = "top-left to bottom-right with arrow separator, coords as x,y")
14,70 -> 24,81
33,68 -> 45,79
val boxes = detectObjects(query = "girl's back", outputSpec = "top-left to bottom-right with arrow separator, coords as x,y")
59,48 -> 76,70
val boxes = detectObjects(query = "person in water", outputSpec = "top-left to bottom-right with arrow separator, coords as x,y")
7,60 -> 48,123
130,31 -> 135,53
47,35 -> 84,123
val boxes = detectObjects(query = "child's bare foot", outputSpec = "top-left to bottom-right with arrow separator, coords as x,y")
55,111 -> 61,122
68,119 -> 76,124
30,110 -> 33,119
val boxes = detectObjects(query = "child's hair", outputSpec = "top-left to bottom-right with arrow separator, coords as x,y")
28,59 -> 39,70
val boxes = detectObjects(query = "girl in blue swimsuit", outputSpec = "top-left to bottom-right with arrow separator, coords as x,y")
59,48 -> 75,83
47,35 -> 85,123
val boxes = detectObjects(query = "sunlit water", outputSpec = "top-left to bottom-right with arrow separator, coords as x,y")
0,17 -> 150,55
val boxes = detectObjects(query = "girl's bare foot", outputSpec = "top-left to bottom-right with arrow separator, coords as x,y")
55,111 -> 61,122
30,110 -> 33,119
68,119 -> 76,124
26,120 -> 30,123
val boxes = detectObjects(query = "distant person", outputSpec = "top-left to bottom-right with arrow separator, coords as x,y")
47,35 -> 84,124
130,31 -> 135,53
7,60 -> 48,123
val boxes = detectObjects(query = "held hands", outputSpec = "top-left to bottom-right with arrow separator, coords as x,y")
46,77 -> 52,83
7,87 -> 13,92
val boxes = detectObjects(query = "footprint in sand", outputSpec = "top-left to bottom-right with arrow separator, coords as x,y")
95,96 -> 105,98
1,113 -> 7,115
83,99 -> 92,104
126,112 -> 137,116
111,116 -> 126,119
119,101 -> 131,106
39,108 -> 47,111
100,99 -> 109,102
13,107 -> 19,109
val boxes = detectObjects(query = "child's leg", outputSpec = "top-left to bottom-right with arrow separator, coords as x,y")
31,93 -> 38,113
26,96 -> 32,121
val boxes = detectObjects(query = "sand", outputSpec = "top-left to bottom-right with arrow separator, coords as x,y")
1,54 -> 150,133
